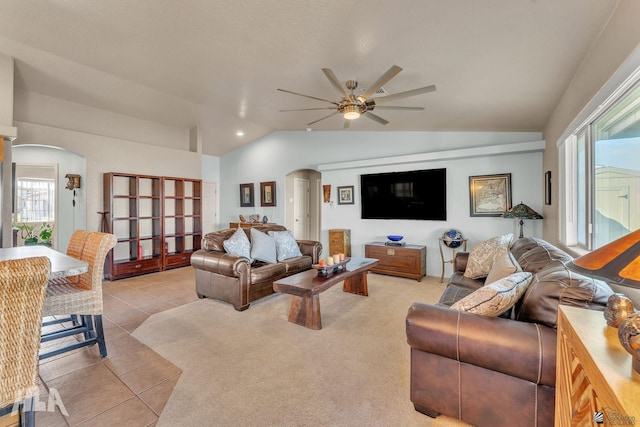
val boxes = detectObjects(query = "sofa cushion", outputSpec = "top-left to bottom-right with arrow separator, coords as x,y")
437,283 -> 479,307
485,250 -> 521,284
249,261 -> 287,284
451,271 -> 533,317
250,228 -> 277,264
516,260 -> 613,328
223,227 -> 253,263
510,237 -> 572,274
463,234 -> 513,279
268,230 -> 303,261
279,255 -> 312,275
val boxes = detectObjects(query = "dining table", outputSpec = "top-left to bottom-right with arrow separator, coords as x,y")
0,245 -> 88,279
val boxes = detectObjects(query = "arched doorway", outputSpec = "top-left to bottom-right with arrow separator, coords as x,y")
12,145 -> 87,251
285,169 -> 321,241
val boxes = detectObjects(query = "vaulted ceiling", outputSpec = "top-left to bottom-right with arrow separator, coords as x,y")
0,0 -> 620,155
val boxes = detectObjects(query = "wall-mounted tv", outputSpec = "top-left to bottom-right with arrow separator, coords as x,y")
360,168 -> 446,220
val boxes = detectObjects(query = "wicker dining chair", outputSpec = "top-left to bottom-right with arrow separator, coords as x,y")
0,257 -> 51,427
66,229 -> 90,263
40,231 -> 117,360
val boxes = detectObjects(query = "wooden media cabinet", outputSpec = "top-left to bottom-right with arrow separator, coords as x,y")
364,242 -> 426,281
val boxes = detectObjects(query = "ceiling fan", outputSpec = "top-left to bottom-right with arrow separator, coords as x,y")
277,65 -> 436,128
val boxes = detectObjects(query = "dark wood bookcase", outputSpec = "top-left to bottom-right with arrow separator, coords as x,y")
103,172 -> 202,280
163,177 -> 202,270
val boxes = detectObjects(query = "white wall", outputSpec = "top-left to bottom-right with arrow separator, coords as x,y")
220,130 -> 543,278
14,121 -> 202,234
0,54 -> 13,126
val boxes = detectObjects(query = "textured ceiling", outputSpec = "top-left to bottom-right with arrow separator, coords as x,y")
0,0 -> 620,155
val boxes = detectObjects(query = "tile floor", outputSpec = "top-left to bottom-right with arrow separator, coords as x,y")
3,266 -> 198,427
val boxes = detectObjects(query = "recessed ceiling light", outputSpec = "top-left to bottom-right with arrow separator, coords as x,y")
236,131 -> 244,137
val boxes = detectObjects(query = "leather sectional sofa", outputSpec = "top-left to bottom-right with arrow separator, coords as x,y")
405,237 -> 614,427
191,225 -> 322,311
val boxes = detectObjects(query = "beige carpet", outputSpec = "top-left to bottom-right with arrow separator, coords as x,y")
132,273 -> 471,427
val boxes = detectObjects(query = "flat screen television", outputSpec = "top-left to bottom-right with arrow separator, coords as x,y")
360,168 -> 446,220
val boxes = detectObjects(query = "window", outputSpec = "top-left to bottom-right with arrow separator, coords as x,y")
16,178 -> 55,222
562,80 -> 640,250
14,164 -> 57,223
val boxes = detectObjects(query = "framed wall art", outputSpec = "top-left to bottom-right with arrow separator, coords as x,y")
337,186 -> 354,205
469,173 -> 512,217
260,181 -> 276,207
239,183 -> 254,207
545,171 -> 552,205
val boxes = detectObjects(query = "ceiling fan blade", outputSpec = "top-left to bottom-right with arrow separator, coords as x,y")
279,107 -> 336,112
363,112 -> 389,125
374,85 -> 436,104
343,119 -> 351,129
277,88 -> 338,105
322,68 -> 349,99
359,65 -> 403,100
307,111 -> 340,126
372,106 -> 425,111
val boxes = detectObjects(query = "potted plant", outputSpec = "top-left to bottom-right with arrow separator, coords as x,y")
15,222 -> 54,247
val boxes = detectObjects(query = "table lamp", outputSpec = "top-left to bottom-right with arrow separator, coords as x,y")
565,229 -> 640,374
501,202 -> 543,239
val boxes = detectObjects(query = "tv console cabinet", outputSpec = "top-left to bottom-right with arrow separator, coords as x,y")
364,242 -> 426,281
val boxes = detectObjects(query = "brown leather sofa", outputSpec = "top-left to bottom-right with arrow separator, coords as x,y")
191,225 -> 322,311
405,237 -> 614,427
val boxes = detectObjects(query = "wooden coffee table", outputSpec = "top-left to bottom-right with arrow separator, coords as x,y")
273,257 -> 379,330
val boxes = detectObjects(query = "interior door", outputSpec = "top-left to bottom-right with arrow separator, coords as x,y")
293,177 -> 309,240
202,182 -> 217,233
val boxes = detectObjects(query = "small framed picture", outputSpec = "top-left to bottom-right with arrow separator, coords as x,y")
469,173 -> 512,217
544,171 -> 552,205
239,183 -> 254,207
260,181 -> 276,207
337,186 -> 354,205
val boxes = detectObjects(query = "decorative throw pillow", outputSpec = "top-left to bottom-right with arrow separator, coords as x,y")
450,271 -> 533,317
223,227 -> 253,263
463,234 -> 513,279
250,228 -> 277,264
268,230 -> 302,261
485,250 -> 521,284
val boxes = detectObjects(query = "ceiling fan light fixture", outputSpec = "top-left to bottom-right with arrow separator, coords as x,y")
343,105 -> 361,120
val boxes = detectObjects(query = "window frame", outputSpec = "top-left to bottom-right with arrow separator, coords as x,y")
561,74 -> 640,251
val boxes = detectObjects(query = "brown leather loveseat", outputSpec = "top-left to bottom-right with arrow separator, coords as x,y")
191,225 -> 322,311
405,237 -> 614,427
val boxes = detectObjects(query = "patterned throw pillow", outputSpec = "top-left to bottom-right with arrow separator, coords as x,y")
250,228 -> 277,264
223,227 -> 253,263
450,271 -> 533,317
485,250 -> 521,284
463,234 -> 513,279
268,230 -> 302,261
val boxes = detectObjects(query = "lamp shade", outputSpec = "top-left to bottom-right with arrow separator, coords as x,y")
566,229 -> 640,289
501,202 -> 543,219
501,202 -> 543,239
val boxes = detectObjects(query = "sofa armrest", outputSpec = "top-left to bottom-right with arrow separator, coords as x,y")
453,252 -> 469,273
296,240 -> 322,264
190,249 -> 251,278
406,302 -> 556,387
